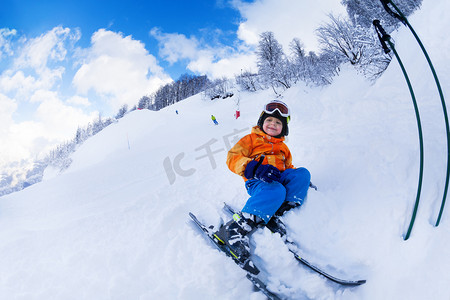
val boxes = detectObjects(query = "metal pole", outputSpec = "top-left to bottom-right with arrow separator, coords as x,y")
373,20 -> 424,240
381,0 -> 450,226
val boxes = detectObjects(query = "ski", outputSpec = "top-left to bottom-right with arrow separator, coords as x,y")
223,202 -> 366,286
188,212 -> 282,300
287,249 -> 366,286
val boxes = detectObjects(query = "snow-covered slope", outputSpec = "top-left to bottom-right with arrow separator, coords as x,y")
1,1 -> 450,299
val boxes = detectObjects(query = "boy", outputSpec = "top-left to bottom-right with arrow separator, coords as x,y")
214,100 -> 311,269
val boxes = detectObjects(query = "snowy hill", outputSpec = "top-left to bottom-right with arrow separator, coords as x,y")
1,1 -> 450,299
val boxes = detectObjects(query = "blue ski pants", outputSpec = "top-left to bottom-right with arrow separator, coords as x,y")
242,167 -> 311,223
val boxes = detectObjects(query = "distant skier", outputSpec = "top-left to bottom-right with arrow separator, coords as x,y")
211,115 -> 218,125
214,100 -> 312,265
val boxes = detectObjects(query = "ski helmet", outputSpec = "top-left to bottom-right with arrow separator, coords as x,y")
257,100 -> 290,137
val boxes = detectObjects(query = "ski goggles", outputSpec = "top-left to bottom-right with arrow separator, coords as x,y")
263,100 -> 290,121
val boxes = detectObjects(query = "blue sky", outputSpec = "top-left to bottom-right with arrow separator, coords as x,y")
0,0 -> 346,167
1,0 -> 244,78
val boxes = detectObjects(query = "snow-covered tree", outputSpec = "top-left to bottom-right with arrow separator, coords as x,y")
342,0 -> 423,31
306,51 -> 338,86
236,70 -> 262,92
317,14 -> 391,81
204,77 -> 234,100
138,96 -> 151,109
150,74 -> 210,110
46,141 -> 75,171
289,38 -> 308,83
257,31 -> 293,93
316,14 -> 367,66
115,104 -> 128,119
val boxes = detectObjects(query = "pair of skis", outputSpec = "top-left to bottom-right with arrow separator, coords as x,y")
189,212 -> 280,300
189,203 -> 366,299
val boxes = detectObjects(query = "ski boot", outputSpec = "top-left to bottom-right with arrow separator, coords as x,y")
266,201 -> 301,237
213,212 -> 258,273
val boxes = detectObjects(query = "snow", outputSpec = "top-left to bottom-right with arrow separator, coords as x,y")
1,1 -> 450,299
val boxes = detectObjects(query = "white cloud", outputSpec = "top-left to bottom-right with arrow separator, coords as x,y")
0,92 -> 36,165
3,121 -> 44,165
235,22 -> 259,45
33,90 -> 96,140
0,28 -> 17,58
67,95 -> 91,107
233,0 -> 347,52
73,29 -> 172,110
151,28 -> 257,79
1,26 -> 81,102
187,50 -> 257,78
0,27 -> 98,167
0,70 -> 41,98
150,28 -> 199,64
0,93 -> 16,124
0,89 -> 97,167
14,26 -> 79,84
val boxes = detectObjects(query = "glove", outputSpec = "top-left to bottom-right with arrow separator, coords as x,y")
255,164 -> 281,182
244,160 -> 281,183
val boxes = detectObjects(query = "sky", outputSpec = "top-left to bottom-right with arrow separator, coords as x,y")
0,0 -> 346,167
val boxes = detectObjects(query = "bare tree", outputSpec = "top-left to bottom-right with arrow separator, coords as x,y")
257,31 -> 293,93
236,70 -> 262,92
317,14 -> 390,81
204,77 -> 234,100
289,38 -> 308,83
342,0 -> 423,30
317,14 -> 368,65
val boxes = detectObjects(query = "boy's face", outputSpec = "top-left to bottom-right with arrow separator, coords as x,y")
262,116 -> 283,137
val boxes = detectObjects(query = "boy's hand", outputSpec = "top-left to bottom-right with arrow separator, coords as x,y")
245,160 -> 281,183
255,164 -> 281,182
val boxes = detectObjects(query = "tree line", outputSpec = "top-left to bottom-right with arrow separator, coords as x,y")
137,74 -> 209,111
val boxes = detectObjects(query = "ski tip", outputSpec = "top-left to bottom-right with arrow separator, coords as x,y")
188,212 -> 201,224
343,279 -> 366,286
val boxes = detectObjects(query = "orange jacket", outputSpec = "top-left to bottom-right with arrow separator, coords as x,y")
227,126 -> 294,181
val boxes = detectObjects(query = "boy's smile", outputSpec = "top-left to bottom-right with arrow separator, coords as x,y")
263,116 -> 283,137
